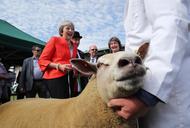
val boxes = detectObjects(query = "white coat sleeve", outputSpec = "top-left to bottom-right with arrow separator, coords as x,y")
124,0 -> 190,103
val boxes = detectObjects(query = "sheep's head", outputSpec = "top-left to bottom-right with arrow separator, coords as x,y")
71,43 -> 149,103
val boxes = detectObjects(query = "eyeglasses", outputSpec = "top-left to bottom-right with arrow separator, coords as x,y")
90,49 -> 97,51
34,49 -> 41,52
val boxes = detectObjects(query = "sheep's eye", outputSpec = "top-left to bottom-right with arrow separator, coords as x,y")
135,57 -> 142,64
118,59 -> 130,67
97,63 -> 103,68
97,63 -> 109,68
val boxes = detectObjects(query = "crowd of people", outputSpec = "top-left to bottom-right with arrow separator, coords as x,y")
0,20 -> 123,103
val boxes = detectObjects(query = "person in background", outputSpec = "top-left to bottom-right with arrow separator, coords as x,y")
38,20 -> 78,99
19,45 -> 49,98
0,61 -> 11,104
16,68 -> 25,99
69,31 -> 88,97
88,44 -> 98,63
0,61 -> 8,104
108,0 -> 190,128
71,31 -> 85,59
108,36 -> 123,53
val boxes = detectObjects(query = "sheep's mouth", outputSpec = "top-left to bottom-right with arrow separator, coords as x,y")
116,69 -> 146,82
116,74 -> 137,81
115,73 -> 144,88
116,72 -> 144,82
116,77 -> 142,86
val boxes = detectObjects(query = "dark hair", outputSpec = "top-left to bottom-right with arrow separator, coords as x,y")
108,36 -> 122,53
32,45 -> 41,51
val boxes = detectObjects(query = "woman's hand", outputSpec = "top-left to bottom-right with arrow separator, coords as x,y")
58,64 -> 72,72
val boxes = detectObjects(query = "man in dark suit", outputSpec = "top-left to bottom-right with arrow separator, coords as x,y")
19,45 -> 49,98
88,44 -> 98,63
69,31 -> 88,97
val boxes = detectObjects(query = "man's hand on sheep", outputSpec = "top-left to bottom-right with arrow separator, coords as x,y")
108,97 -> 149,120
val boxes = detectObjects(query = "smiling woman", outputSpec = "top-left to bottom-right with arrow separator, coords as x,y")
108,36 -> 123,53
38,20 -> 78,99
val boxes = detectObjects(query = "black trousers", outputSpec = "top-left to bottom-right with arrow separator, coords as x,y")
45,75 -> 70,99
0,81 -> 11,103
26,80 -> 49,98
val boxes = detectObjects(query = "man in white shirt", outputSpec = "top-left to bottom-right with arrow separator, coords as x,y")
108,0 -> 190,128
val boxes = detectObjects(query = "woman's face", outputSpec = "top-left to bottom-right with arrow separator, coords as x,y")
62,25 -> 74,40
110,41 -> 120,53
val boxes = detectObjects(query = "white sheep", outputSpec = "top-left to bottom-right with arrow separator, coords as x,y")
0,43 -> 149,128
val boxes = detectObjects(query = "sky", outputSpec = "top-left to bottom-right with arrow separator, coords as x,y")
0,0 -> 126,52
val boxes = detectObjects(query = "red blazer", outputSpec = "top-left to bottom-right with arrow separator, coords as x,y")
39,36 -> 78,79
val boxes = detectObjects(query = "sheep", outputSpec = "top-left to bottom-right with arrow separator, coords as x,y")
0,43 -> 149,128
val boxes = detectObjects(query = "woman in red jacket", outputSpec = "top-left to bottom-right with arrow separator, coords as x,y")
39,20 -> 78,98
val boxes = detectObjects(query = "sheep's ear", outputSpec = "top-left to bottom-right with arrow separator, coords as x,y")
70,58 -> 97,76
137,42 -> 149,60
